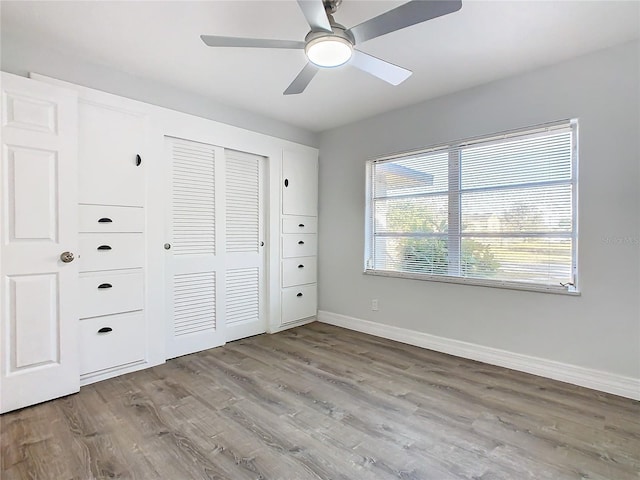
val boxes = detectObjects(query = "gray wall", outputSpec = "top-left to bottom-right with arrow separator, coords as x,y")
318,40 -> 640,379
0,33 -> 318,148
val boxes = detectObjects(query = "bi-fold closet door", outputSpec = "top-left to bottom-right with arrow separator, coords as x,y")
165,137 -> 266,359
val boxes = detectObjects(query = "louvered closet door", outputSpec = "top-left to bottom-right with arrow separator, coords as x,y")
225,149 -> 266,342
165,137 -> 225,358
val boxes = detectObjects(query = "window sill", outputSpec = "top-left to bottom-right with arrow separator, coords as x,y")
363,269 -> 581,296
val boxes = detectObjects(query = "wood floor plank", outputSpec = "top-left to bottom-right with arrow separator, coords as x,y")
1,322 -> 638,479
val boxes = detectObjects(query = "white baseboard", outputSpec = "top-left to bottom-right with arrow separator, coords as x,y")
317,310 -> 640,401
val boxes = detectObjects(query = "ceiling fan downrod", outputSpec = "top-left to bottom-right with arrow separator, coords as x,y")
322,0 -> 342,15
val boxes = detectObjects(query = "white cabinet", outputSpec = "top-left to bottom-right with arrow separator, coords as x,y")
282,150 -> 318,216
73,95 -> 150,384
78,102 -> 147,206
279,150 -> 318,327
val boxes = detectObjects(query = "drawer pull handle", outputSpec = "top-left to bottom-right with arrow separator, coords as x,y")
136,154 -> 142,166
298,264 -> 304,269
98,327 -> 113,334
98,218 -> 113,223
284,178 -> 289,187
98,283 -> 112,289
97,245 -> 112,250
298,241 -> 304,245
296,292 -> 303,297
298,224 -> 305,227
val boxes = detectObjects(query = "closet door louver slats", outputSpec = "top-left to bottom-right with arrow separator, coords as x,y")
171,139 -> 216,256
173,272 -> 216,336
226,150 -> 259,254
226,268 -> 259,326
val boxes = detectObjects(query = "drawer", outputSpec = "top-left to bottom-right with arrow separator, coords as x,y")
282,257 -> 317,288
79,233 -> 144,272
79,311 -> 145,375
79,270 -> 143,319
282,284 -> 317,324
79,205 -> 144,233
282,216 -> 317,234
282,234 -> 317,258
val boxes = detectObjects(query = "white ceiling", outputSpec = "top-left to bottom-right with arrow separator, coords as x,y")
2,1 -> 639,132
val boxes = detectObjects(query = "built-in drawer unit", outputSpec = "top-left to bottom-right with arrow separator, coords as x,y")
282,257 -> 317,288
282,216 -> 317,234
79,233 -> 144,272
79,311 -> 146,375
79,205 -> 144,233
281,284 -> 317,324
79,269 -> 143,319
282,234 -> 317,258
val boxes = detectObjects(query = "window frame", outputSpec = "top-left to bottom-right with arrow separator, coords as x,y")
364,119 -> 579,295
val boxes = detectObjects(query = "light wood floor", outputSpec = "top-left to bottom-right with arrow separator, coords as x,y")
1,322 -> 639,479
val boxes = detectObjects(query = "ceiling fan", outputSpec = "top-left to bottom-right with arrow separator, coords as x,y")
201,0 -> 462,95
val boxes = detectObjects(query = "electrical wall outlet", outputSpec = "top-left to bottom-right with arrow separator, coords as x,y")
371,299 -> 379,311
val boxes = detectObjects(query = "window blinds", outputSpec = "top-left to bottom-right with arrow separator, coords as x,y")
367,120 -> 577,292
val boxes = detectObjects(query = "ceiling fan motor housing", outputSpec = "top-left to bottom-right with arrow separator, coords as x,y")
304,24 -> 355,46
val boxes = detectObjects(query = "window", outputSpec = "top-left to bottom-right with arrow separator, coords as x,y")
365,120 -> 578,294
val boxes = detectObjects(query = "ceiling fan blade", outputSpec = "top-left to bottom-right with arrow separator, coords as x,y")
201,35 -> 305,49
346,0 -> 462,44
284,63 -> 319,95
297,0 -> 332,33
351,50 -> 412,86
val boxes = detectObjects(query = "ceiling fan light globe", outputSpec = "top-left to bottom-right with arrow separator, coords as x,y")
305,36 -> 353,68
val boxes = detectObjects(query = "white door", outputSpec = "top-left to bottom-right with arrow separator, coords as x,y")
224,149 -> 266,342
0,73 -> 79,413
165,137 -> 224,358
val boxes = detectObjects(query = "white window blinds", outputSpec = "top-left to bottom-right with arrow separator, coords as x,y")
366,120 -> 578,293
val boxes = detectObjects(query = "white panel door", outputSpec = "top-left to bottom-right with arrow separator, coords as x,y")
224,149 -> 266,342
282,149 -> 318,216
0,73 -> 79,413
165,137 -> 225,358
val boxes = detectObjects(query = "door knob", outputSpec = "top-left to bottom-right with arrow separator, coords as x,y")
164,243 -> 171,250
60,251 -> 75,263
